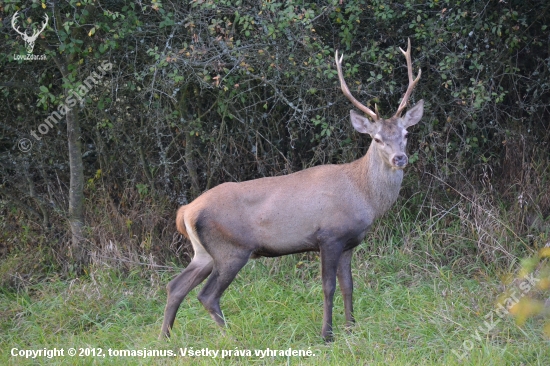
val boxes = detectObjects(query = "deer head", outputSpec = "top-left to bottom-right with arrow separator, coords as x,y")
11,11 -> 49,54
335,38 -> 423,170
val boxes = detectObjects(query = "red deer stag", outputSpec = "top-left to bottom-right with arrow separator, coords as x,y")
161,39 -> 423,341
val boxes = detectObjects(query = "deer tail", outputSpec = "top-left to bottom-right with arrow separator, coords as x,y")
175,205 -> 189,239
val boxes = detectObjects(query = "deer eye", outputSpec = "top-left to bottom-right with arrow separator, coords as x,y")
374,138 -> 382,144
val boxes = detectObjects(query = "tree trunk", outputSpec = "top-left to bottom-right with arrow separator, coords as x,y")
66,107 -> 86,267
48,41 -> 87,269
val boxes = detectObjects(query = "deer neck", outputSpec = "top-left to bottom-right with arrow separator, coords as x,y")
354,144 -> 404,217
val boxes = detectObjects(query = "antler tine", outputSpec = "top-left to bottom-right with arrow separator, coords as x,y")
11,11 -> 26,37
36,13 -> 49,36
335,50 -> 379,121
11,11 -> 48,39
394,38 -> 422,118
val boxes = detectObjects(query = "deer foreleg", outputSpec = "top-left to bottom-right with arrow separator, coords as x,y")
337,249 -> 355,329
320,245 -> 343,342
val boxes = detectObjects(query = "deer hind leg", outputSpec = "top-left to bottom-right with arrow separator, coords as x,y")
337,249 -> 355,330
197,249 -> 251,328
160,231 -> 213,338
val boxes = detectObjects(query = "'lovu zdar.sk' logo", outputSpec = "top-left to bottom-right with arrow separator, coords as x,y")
11,11 -> 49,54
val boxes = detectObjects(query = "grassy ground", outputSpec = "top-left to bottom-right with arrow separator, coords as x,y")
1,244 -> 549,366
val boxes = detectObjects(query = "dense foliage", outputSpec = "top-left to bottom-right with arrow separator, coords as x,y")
0,0 -> 549,273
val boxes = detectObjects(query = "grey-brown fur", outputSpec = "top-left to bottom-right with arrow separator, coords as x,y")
161,41 -> 423,341
160,100 -> 424,341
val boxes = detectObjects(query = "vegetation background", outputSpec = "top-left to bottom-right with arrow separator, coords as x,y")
1,0 -> 549,364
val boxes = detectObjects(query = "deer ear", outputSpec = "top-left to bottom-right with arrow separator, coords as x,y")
350,110 -> 376,135
400,99 -> 424,128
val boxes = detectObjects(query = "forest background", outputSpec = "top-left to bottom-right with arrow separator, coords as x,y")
1,0 -> 549,364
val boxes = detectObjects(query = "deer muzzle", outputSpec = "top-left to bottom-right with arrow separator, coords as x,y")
392,154 -> 408,168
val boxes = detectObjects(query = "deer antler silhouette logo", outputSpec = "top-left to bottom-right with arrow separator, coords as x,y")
11,11 -> 49,54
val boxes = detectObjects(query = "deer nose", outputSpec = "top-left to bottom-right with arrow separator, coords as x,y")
392,154 -> 408,167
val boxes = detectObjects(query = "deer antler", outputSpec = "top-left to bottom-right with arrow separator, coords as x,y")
11,11 -> 26,38
35,13 -> 49,39
335,50 -> 379,121
394,38 -> 421,118
11,12 -> 48,41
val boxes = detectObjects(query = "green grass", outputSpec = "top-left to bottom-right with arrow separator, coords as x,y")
1,249 -> 549,366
